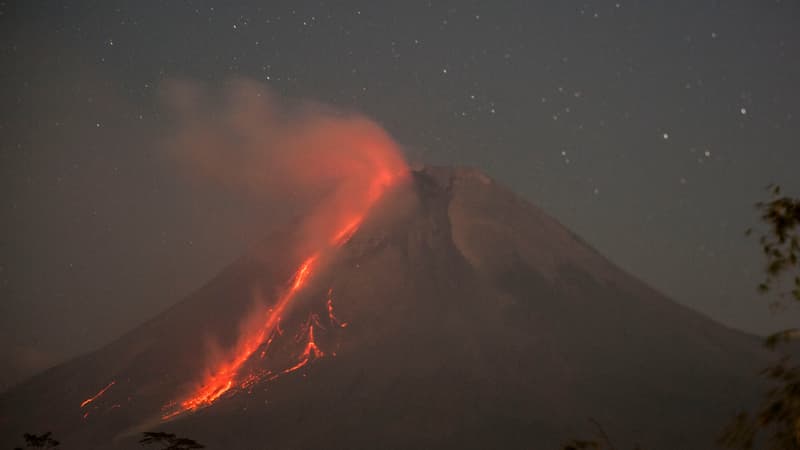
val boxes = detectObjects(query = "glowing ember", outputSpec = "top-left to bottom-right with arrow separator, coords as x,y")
239,368 -> 272,391
80,380 -> 116,408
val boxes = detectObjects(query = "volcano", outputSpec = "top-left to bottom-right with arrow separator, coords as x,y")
0,166 -> 770,449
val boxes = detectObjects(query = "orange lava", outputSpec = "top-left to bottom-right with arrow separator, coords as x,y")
259,327 -> 280,359
331,217 -> 363,246
282,323 -> 324,375
327,289 -> 348,328
80,380 -> 116,408
165,256 -> 319,418
162,167 -> 406,420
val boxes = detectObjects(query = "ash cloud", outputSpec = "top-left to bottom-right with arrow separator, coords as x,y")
160,78 -> 408,258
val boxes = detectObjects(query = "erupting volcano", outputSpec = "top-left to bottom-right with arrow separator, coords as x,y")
0,164 -> 772,449
0,83 -> 773,449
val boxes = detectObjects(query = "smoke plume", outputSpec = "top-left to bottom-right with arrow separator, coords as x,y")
157,78 -> 408,417
160,78 -> 408,257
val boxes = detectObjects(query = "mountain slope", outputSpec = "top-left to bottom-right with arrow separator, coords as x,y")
0,166 -> 769,449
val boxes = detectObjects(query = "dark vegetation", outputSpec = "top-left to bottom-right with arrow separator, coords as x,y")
719,186 -> 800,450
12,432 -> 59,449
12,431 -> 204,449
139,431 -> 205,449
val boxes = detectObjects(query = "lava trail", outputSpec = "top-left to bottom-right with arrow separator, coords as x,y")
163,255 -> 319,418
163,171 -> 405,419
80,380 -> 116,408
327,289 -> 349,328
281,323 -> 324,375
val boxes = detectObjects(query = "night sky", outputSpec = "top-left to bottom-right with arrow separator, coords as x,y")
1,0 -> 799,389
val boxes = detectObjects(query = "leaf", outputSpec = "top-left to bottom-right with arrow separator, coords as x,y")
765,330 -> 800,350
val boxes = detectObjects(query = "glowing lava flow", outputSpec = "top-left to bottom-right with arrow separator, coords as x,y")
162,169 -> 405,420
164,256 -> 318,419
80,380 -> 116,408
281,323 -> 324,375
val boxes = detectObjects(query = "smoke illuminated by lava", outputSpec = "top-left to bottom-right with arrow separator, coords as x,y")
159,78 -> 407,419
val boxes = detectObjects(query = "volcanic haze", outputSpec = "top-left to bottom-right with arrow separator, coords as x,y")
0,166 -> 772,449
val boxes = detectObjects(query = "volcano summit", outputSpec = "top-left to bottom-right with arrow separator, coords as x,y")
0,166 -> 769,449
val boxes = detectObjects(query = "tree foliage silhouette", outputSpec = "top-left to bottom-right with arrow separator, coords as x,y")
13,431 -> 60,449
719,185 -> 800,450
139,431 -> 205,449
748,184 -> 800,309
